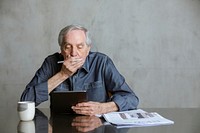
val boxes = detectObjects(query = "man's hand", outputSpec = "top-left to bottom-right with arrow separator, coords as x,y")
48,56 -> 85,93
71,115 -> 102,132
72,101 -> 118,116
60,56 -> 84,77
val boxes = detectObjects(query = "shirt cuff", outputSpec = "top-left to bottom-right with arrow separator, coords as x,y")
110,95 -> 125,111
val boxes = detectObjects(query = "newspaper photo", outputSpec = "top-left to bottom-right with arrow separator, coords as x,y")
103,109 -> 174,128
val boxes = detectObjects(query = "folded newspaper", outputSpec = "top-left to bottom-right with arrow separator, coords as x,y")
103,109 -> 174,128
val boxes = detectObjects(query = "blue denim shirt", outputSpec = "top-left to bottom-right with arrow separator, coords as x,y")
21,52 -> 139,111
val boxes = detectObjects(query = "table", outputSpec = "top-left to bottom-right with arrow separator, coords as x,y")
0,108 -> 200,133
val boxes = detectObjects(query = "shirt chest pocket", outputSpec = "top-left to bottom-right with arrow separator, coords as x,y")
84,81 -> 103,89
84,81 -> 107,102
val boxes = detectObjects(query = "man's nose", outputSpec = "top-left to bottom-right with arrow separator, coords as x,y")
70,47 -> 78,57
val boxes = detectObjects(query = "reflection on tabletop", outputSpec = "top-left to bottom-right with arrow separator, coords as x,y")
17,108 -> 129,133
17,109 -> 48,133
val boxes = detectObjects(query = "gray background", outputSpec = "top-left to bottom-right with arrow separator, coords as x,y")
1,0 -> 200,109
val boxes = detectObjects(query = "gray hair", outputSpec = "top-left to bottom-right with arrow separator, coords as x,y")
58,24 -> 92,47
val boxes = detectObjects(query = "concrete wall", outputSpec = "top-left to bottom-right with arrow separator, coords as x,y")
1,0 -> 200,108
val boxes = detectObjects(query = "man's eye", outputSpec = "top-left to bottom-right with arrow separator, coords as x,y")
77,44 -> 84,49
65,45 -> 71,49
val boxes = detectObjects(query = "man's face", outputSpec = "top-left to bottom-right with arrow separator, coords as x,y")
61,30 -> 91,60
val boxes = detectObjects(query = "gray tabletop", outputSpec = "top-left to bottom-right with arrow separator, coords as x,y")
0,108 -> 200,133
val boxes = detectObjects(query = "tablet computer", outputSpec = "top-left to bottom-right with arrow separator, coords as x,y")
50,91 -> 87,114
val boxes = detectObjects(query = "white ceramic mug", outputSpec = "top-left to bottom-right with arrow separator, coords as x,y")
17,120 -> 35,133
17,101 -> 35,121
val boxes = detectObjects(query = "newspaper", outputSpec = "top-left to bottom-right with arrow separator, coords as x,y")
103,109 -> 174,128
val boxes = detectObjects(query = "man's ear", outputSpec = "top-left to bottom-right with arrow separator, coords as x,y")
88,43 -> 92,48
60,47 -> 65,56
87,45 -> 91,53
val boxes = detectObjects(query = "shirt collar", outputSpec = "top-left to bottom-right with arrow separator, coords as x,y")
81,52 -> 90,73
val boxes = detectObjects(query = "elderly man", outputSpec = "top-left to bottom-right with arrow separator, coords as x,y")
20,24 -> 139,115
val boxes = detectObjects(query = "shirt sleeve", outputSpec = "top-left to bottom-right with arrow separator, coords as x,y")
20,57 -> 54,106
104,57 -> 139,111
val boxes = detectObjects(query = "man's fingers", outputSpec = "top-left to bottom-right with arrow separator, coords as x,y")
71,59 -> 84,66
72,102 -> 100,116
61,57 -> 84,76
72,106 -> 94,116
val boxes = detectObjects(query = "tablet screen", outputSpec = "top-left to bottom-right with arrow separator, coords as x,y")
50,91 -> 87,114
